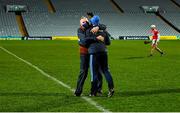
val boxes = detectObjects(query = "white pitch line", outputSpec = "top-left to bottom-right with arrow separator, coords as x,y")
0,46 -> 111,113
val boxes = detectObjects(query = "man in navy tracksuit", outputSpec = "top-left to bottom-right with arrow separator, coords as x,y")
87,12 -> 115,40
74,17 -> 106,96
79,16 -> 114,97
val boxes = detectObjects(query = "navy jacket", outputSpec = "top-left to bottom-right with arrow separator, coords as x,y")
78,24 -> 111,54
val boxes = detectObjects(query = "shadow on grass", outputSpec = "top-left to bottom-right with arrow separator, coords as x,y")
122,56 -> 145,60
0,92 -> 67,97
1,88 -> 180,97
118,88 -> 180,97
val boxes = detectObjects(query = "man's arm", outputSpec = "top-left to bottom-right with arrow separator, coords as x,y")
91,24 -> 107,33
100,24 -> 111,45
99,24 -> 107,30
97,31 -> 111,46
77,28 -> 86,46
77,28 -> 97,47
104,34 -> 111,46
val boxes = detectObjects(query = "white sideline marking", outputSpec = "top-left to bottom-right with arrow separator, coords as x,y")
0,46 -> 111,112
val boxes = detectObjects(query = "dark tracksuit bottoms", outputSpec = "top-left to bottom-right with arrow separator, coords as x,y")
82,28 -> 114,95
75,54 -> 103,95
75,28 -> 103,95
90,52 -> 114,94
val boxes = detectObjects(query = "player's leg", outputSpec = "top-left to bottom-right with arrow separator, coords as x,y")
97,69 -> 103,95
155,41 -> 164,55
89,54 -> 99,96
105,30 -> 114,40
75,54 -> 89,96
155,46 -> 163,55
150,39 -> 156,56
98,52 -> 114,97
150,46 -> 155,56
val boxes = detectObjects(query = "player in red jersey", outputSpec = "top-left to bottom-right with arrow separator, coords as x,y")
149,25 -> 164,56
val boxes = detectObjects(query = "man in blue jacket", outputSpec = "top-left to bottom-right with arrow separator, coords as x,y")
87,12 -> 115,40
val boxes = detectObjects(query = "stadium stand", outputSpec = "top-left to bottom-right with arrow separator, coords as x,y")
98,13 -> 179,37
174,0 -> 180,5
22,12 -> 81,36
0,0 -> 179,38
0,4 -> 4,12
51,0 -> 115,13
0,0 -> 48,37
114,0 -> 180,13
160,13 -> 180,30
0,0 -> 48,12
0,12 -> 21,36
22,12 -> 179,37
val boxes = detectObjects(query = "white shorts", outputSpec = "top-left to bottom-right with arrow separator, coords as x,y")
152,39 -> 159,46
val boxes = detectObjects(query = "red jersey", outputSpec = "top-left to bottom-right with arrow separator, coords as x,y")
151,29 -> 159,40
80,46 -> 88,55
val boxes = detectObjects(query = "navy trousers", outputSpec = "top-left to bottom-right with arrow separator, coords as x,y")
90,52 -> 114,95
75,54 -> 103,95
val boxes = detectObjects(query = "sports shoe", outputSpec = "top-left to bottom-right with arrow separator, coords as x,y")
74,92 -> 81,97
110,36 -> 115,40
148,54 -> 153,57
161,52 -> 164,56
108,89 -> 114,97
89,93 -> 96,97
96,90 -> 103,96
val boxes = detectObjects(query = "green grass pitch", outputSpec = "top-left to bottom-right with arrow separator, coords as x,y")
0,40 -> 180,112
